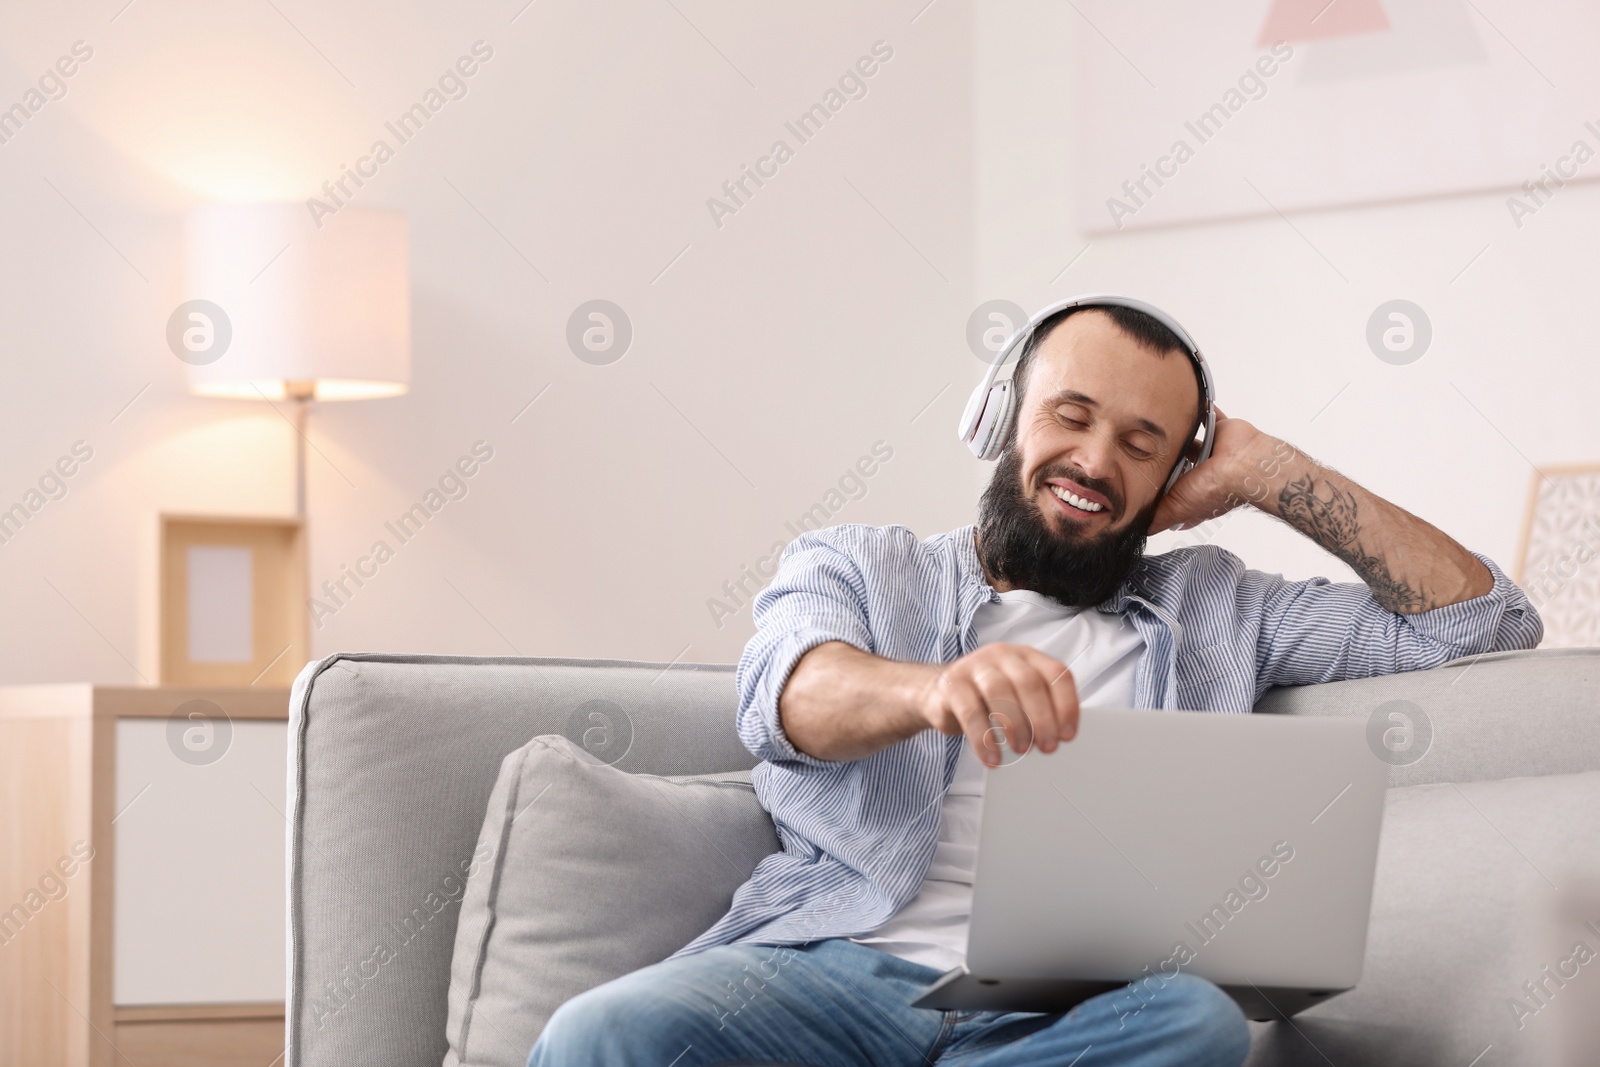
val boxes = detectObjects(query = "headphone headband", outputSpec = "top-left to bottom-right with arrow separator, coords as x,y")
956,293 -> 1217,494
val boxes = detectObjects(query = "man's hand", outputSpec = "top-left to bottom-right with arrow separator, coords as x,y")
915,643 -> 1080,768
1150,407 -> 1269,534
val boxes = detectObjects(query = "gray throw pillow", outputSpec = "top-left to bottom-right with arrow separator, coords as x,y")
442,734 -> 780,1067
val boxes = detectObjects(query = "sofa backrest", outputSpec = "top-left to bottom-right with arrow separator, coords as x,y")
1255,648 -> 1600,786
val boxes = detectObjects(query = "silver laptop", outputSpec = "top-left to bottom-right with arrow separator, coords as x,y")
912,708 -> 1389,1021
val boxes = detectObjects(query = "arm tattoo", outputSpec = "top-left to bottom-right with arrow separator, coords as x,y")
1276,475 -> 1430,613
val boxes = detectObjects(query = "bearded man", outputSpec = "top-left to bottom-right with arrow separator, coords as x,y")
529,298 -> 1542,1067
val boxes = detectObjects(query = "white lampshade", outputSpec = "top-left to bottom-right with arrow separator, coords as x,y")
183,204 -> 409,401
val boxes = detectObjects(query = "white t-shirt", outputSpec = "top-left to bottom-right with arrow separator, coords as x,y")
850,589 -> 1144,972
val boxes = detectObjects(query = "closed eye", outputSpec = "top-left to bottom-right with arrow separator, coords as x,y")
1052,402 -> 1162,460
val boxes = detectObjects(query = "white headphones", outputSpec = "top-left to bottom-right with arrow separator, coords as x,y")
955,293 -> 1217,495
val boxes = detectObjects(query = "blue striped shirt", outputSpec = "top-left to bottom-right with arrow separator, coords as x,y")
674,523 -> 1542,957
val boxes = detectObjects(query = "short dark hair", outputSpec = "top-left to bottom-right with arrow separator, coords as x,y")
1007,303 -> 1204,452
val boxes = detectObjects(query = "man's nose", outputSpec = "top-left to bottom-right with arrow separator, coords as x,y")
1069,430 -> 1120,489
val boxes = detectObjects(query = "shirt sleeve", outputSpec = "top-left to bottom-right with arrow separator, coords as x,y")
734,531 -> 878,766
1237,549 -> 1544,695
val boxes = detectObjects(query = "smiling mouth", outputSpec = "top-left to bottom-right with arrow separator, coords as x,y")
1049,484 -> 1106,514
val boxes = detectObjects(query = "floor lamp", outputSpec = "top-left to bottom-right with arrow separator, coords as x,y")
165,205 -> 410,681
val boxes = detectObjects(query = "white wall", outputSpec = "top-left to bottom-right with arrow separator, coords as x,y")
5,0 -> 1588,686
977,0 -> 1600,592
0,0 -> 977,680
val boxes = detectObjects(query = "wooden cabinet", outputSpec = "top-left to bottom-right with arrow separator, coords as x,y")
0,685 -> 289,1067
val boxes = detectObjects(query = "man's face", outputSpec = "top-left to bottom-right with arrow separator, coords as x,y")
975,309 -> 1201,606
1014,310 -> 1200,537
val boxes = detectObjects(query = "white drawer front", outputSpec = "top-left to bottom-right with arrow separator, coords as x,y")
114,718 -> 287,1004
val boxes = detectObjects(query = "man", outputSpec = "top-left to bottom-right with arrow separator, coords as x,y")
530,300 -> 1542,1066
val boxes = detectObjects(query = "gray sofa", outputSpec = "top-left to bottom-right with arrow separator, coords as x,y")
286,648 -> 1600,1067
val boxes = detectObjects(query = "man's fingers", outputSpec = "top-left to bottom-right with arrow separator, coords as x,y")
941,677 -> 1003,767
936,646 -> 1083,765
964,707 -> 1003,768
996,659 -> 1060,753
971,668 -> 1034,758
1021,648 -> 1080,744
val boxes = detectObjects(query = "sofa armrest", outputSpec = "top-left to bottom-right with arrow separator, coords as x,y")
285,653 -> 752,1067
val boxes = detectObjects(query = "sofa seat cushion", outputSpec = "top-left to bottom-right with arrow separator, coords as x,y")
442,734 -> 780,1067
1245,769 -> 1600,1066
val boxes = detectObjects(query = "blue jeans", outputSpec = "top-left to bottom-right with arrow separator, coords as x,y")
528,938 -> 1250,1066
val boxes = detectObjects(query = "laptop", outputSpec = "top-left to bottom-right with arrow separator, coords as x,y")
911,708 -> 1389,1022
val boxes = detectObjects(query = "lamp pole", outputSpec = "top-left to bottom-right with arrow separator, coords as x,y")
288,380 -> 314,661
288,380 -> 314,518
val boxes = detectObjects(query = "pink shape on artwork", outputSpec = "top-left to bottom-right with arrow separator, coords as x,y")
1257,0 -> 1391,45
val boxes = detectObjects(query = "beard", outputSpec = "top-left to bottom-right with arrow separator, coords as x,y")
976,449 -> 1159,608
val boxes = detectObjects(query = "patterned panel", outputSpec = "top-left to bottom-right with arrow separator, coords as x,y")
1519,468 -> 1600,648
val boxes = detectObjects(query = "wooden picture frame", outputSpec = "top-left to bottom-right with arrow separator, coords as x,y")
158,516 -> 307,686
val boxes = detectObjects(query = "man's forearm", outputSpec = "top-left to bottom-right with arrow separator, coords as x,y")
1239,439 -> 1492,613
779,641 -> 934,761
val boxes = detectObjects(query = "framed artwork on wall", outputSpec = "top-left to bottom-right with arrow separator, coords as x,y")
1515,466 -> 1600,649
1073,0 -> 1595,232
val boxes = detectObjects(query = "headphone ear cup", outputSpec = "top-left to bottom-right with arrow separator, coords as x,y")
977,382 -> 1016,461
1163,458 -> 1193,494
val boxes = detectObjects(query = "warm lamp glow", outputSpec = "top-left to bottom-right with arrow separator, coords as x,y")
191,379 -> 409,402
53,27 -> 365,202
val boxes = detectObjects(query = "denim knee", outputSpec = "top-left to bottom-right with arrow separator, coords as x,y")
528,980 -> 666,1065
1115,973 -> 1250,1064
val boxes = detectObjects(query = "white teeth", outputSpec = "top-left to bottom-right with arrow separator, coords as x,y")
1050,485 -> 1104,512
